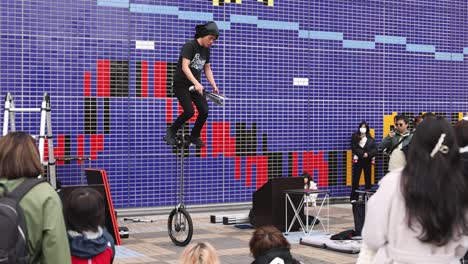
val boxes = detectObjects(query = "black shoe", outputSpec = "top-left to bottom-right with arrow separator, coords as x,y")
190,137 -> 205,147
164,128 -> 176,145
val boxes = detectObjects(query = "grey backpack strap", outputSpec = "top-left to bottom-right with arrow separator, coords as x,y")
7,178 -> 47,201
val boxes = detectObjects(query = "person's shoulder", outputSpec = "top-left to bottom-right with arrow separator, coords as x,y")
182,40 -> 196,49
378,168 -> 402,188
24,180 -> 61,204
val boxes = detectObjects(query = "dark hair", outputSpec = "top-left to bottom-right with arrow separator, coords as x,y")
194,21 -> 219,39
249,225 -> 290,258
454,119 -> 468,148
352,121 -> 372,144
421,112 -> 437,120
413,116 -> 423,127
402,117 -> 468,245
0,131 -> 43,179
64,187 -> 105,233
394,114 -> 409,124
302,172 -> 312,188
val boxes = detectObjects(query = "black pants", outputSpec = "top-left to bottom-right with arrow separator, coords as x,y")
350,159 -> 372,201
170,81 -> 208,138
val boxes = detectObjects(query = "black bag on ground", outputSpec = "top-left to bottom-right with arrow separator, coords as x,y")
352,201 -> 366,236
0,178 -> 46,264
330,229 -> 358,240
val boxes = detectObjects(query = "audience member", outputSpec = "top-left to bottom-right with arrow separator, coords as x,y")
453,117 -> 468,263
421,112 -> 437,120
179,242 -> 219,264
302,172 -> 318,206
454,117 -> 468,163
65,187 -> 115,264
357,117 -> 468,263
412,115 -> 423,131
0,131 -> 71,263
378,114 -> 413,172
350,121 -> 377,202
249,225 -> 302,264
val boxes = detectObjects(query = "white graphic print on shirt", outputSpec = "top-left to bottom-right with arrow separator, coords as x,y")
190,53 -> 206,71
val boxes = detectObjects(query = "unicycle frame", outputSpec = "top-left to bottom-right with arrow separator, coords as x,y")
168,127 -> 193,246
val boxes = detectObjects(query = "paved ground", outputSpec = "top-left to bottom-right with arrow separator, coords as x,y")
114,203 -> 359,264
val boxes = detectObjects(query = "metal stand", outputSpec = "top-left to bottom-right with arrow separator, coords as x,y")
3,92 -> 57,188
167,127 -> 193,246
284,189 -> 330,236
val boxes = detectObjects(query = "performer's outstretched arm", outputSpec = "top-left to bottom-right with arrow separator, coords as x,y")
204,63 -> 219,94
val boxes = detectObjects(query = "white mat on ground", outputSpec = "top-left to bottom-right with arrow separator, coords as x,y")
300,234 -> 361,254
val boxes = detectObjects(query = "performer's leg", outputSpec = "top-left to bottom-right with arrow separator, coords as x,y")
165,83 -> 194,145
189,92 -> 209,147
350,162 -> 362,202
363,159 -> 372,190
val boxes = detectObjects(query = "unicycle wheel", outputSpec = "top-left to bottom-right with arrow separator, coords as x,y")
168,207 -> 193,246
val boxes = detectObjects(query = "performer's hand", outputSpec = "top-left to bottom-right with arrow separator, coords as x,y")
213,86 -> 219,94
194,84 -> 204,94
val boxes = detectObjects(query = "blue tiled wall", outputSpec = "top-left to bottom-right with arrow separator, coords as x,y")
1,0 -> 467,208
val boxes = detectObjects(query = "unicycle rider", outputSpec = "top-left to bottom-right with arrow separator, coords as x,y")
164,21 -> 221,148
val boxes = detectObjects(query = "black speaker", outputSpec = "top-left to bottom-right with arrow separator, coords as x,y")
251,177 -> 304,231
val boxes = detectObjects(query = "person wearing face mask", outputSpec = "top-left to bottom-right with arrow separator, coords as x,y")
379,114 -> 413,172
350,121 -> 377,202
164,21 -> 221,148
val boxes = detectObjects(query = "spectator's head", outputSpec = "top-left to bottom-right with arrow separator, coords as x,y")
413,115 -> 423,128
394,114 -> 409,134
421,112 -> 436,121
64,187 -> 105,233
406,116 -> 459,167
357,121 -> 370,135
0,131 -> 43,179
249,225 -> 290,259
453,119 -> 468,148
402,116 -> 466,245
194,21 -> 219,48
302,172 -> 312,188
180,242 -> 219,264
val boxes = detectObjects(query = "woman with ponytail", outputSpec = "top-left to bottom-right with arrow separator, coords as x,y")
164,21 -> 221,148
357,117 -> 468,264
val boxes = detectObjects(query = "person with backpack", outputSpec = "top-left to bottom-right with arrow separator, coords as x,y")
0,131 -> 71,264
357,117 -> 468,263
64,187 -> 115,264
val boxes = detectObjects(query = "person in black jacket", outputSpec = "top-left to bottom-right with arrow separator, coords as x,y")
350,121 -> 377,202
249,226 -> 302,264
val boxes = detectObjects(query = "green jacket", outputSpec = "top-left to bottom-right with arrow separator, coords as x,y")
0,178 -> 71,264
378,131 -> 413,153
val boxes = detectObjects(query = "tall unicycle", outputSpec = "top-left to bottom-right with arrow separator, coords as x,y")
167,129 -> 193,246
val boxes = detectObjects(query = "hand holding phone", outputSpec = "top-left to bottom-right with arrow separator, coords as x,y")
389,125 -> 396,137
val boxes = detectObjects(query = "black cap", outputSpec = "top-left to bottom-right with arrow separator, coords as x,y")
195,21 -> 220,39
